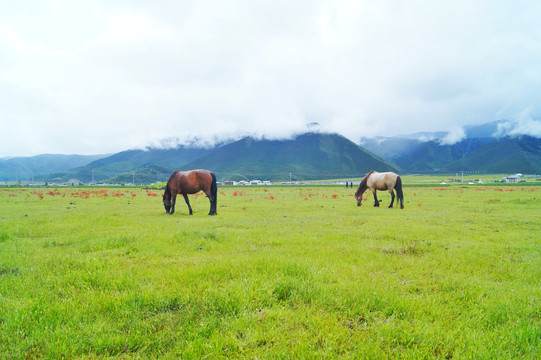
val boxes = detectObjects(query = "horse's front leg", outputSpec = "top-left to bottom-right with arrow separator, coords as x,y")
373,190 -> 379,207
183,194 -> 193,215
169,193 -> 177,215
389,190 -> 395,208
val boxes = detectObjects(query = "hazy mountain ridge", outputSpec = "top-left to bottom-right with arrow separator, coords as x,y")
22,133 -> 396,183
360,120 -> 541,173
33,146 -> 215,183
0,154 -> 109,182
442,135 -> 541,173
3,120 -> 541,183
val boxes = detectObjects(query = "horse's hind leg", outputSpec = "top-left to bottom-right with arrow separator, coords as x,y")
183,194 -> 193,215
209,198 -> 216,215
203,190 -> 216,215
389,190 -> 395,208
210,196 -> 217,215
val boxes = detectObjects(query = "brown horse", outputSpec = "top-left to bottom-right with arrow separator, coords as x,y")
163,169 -> 217,215
355,170 -> 404,209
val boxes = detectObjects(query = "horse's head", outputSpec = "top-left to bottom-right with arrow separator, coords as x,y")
355,182 -> 366,206
355,194 -> 363,206
163,190 -> 172,213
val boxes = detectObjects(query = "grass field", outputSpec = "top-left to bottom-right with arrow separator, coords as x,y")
0,184 -> 540,359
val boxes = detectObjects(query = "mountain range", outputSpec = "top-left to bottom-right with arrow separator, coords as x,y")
29,133 -> 398,183
1,120 -> 540,184
181,133 -> 397,181
360,120 -> 541,174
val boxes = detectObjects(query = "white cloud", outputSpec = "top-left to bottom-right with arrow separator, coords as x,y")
508,113 -> 541,138
493,113 -> 541,138
88,10 -> 169,45
0,24 -> 72,56
494,121 -> 514,137
439,127 -> 466,145
418,135 -> 436,143
1,0 -> 541,156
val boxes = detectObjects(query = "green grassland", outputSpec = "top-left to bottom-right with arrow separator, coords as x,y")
0,184 -> 540,359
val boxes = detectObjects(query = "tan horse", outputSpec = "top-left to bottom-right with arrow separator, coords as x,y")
355,170 -> 404,209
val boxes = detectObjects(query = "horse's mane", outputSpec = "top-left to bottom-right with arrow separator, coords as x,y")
360,170 -> 375,186
164,183 -> 171,197
164,171 -> 178,197
355,170 -> 375,196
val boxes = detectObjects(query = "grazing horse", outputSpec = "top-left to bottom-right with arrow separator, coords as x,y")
355,170 -> 404,209
163,169 -> 217,215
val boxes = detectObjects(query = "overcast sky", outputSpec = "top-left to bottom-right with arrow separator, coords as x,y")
1,1 -> 541,157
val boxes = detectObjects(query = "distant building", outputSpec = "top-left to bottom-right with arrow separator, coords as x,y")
66,179 -> 84,186
500,174 -> 522,183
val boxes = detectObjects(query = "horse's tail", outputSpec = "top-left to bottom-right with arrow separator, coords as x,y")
395,175 -> 404,208
210,172 -> 218,208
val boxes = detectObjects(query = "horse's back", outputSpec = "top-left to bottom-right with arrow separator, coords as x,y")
370,171 -> 398,190
382,172 -> 398,181
170,169 -> 213,194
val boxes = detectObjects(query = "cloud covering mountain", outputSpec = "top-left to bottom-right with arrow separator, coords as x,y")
2,1 -> 541,157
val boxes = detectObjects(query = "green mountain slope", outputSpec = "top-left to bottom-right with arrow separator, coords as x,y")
105,165 -> 172,185
361,137 -> 494,173
36,147 -> 213,183
182,133 -> 399,181
393,138 -> 494,172
443,136 -> 541,173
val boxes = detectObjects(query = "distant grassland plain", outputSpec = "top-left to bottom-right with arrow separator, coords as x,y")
0,182 -> 540,359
